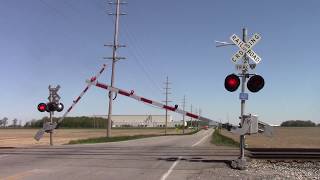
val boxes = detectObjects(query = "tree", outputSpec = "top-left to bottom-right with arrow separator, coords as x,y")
0,117 -> 8,128
12,118 -> 18,128
280,120 -> 316,127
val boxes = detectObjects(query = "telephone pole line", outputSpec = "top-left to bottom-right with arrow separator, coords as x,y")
163,76 -> 171,135
198,107 -> 202,130
194,107 -> 198,130
182,95 -> 186,134
105,0 -> 126,137
190,104 -> 193,128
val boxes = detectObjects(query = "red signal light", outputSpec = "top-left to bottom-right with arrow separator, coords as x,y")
247,75 -> 265,93
37,103 -> 47,112
225,74 -> 240,92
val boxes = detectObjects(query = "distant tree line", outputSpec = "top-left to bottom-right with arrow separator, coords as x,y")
280,120 -> 319,127
0,117 -> 23,128
25,116 -> 107,128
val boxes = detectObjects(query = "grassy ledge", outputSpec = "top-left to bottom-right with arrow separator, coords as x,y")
211,129 -> 239,147
68,134 -> 158,144
68,130 -> 199,145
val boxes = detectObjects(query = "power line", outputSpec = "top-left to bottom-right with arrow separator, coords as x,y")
102,2 -> 163,96
121,21 -> 163,93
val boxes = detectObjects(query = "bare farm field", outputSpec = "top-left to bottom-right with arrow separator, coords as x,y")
0,128 -> 190,147
220,127 -> 320,148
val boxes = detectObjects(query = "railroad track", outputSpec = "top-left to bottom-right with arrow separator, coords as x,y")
246,148 -> 320,159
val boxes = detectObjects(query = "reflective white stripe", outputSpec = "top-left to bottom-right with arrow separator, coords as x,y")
160,156 -> 181,180
192,130 -> 213,147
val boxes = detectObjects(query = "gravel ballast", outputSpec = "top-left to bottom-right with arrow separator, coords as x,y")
188,160 -> 320,180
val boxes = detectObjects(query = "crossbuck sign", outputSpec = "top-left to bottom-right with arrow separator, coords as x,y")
230,33 -> 262,64
48,85 -> 61,103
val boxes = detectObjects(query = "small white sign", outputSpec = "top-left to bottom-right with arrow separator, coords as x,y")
239,93 -> 249,100
235,64 -> 249,71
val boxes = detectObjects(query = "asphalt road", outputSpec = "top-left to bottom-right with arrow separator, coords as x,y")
0,129 -> 239,180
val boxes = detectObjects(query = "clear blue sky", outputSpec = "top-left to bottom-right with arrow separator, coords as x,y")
0,0 -> 319,125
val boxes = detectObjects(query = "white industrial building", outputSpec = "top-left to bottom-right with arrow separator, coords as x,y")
92,115 -> 182,128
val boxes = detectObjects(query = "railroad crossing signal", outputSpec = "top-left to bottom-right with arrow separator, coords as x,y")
230,33 -> 262,64
38,85 -> 64,113
218,28 -> 269,170
224,74 -> 264,93
37,102 -> 64,112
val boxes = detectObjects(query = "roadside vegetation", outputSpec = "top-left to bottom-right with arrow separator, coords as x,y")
211,129 -> 239,147
68,134 -> 158,144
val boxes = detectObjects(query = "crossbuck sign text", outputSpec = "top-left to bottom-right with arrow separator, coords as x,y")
230,33 -> 262,64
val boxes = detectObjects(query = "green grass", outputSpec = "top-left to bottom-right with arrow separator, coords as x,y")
211,129 -> 239,147
68,129 -> 199,145
68,134 -> 158,144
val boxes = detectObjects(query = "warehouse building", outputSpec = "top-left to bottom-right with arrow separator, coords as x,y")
92,115 -> 182,128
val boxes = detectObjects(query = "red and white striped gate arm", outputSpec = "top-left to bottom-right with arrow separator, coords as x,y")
57,64 -> 107,124
88,80 -> 218,125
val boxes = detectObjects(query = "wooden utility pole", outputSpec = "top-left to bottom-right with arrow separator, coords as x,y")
105,0 -> 126,137
182,95 -> 186,134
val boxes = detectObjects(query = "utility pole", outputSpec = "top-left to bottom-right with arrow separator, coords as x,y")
194,108 -> 198,129
182,95 -> 186,134
49,112 -> 53,146
190,104 -> 193,128
163,76 -> 171,135
198,108 -> 202,130
105,0 -> 126,137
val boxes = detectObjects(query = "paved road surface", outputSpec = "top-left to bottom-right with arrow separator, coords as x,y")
0,129 -> 239,180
